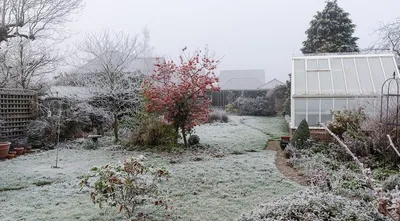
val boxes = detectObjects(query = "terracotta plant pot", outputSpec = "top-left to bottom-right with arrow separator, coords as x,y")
14,147 -> 24,155
7,153 -> 15,159
9,150 -> 16,155
0,142 -> 10,159
25,146 -> 32,153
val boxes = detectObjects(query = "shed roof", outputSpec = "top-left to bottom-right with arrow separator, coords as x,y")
219,70 -> 265,90
292,53 -> 400,96
258,78 -> 284,90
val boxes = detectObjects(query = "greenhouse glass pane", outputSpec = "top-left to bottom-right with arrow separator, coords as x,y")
294,59 -> 306,95
343,58 -> 360,94
307,59 -> 318,70
307,71 -> 319,94
308,99 -> 320,126
355,58 -> 374,94
319,70 -> 333,94
368,57 -> 387,93
382,57 -> 397,80
318,59 -> 329,69
331,59 -> 346,94
348,98 -> 357,110
361,98 -> 377,116
294,99 -> 306,126
334,99 -> 347,111
321,99 -> 333,124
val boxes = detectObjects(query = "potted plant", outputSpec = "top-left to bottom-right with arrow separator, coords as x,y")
0,141 -> 10,159
7,151 -> 16,159
14,146 -> 24,155
25,146 -> 33,153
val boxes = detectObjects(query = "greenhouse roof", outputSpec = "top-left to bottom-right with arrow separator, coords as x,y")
292,53 -> 400,96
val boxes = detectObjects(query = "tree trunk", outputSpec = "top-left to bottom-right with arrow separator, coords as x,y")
113,113 -> 119,143
181,127 -> 187,148
175,125 -> 179,144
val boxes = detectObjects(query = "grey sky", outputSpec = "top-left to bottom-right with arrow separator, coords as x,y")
62,0 -> 400,82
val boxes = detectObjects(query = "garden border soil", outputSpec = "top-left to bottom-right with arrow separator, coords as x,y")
266,140 -> 306,185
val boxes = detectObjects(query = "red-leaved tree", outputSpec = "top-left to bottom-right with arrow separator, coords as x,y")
143,49 -> 220,147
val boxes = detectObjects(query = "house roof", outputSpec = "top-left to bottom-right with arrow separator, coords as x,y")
219,69 -> 265,90
258,78 -> 284,90
43,86 -> 92,99
292,52 -> 400,96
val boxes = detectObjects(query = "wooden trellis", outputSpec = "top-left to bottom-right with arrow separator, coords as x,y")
0,89 -> 38,141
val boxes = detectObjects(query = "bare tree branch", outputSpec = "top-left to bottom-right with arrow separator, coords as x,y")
0,0 -> 84,44
0,37 -> 61,89
71,29 -> 156,142
370,18 -> 400,61
387,134 -> 400,158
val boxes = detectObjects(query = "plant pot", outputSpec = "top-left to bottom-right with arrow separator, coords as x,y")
25,146 -> 32,153
280,136 -> 291,142
9,151 -> 16,155
0,142 -> 10,159
14,147 -> 24,155
7,153 -> 15,159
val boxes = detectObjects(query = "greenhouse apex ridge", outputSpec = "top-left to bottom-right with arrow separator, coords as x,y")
293,52 -> 397,60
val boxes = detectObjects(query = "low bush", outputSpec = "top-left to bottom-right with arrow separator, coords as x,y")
188,134 -> 200,146
27,119 -> 56,148
224,103 -> 237,114
283,144 -> 296,159
80,156 -> 172,219
236,189 -> 387,221
83,140 -> 98,150
327,108 -> 366,138
231,96 -> 276,116
208,110 -> 229,123
290,119 -> 310,148
130,115 -> 179,147
382,174 -> 400,191
326,108 -> 399,167
28,101 -> 113,148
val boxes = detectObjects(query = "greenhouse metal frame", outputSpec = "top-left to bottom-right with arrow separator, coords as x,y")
291,52 -> 400,130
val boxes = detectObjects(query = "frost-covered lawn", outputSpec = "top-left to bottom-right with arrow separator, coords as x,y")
0,116 -> 301,221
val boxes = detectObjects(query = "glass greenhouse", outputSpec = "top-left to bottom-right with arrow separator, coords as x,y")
291,52 -> 400,129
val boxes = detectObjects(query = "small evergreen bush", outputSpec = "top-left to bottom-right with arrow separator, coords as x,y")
291,119 -> 310,148
83,140 -> 98,150
188,134 -> 200,146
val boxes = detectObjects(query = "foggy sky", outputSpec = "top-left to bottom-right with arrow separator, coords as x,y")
62,0 -> 400,82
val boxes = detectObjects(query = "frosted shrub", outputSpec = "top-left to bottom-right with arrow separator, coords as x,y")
283,144 -> 296,159
231,96 -> 276,116
236,189 -> 388,221
208,109 -> 229,123
188,134 -> 200,146
290,119 -> 310,148
80,156 -> 171,219
130,115 -> 179,147
327,108 -> 365,138
383,174 -> 400,191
